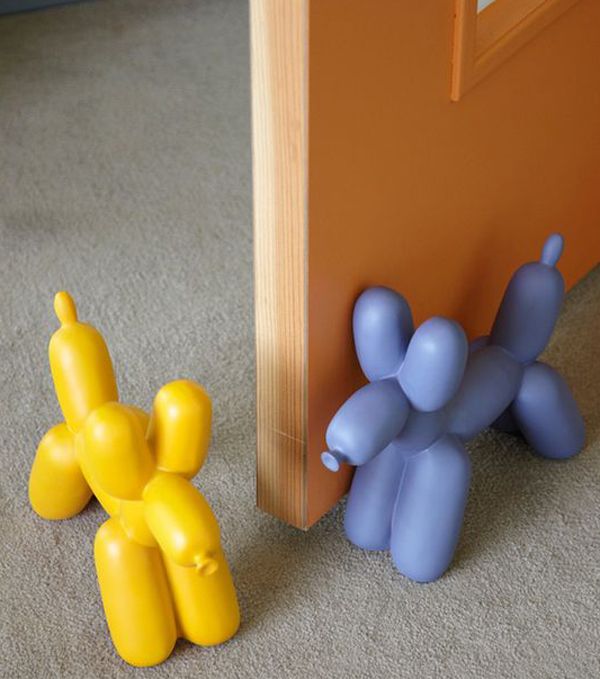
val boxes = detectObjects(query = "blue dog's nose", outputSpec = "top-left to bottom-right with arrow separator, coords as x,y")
321,450 -> 343,472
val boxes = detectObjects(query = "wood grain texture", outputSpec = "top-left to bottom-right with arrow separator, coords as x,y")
251,0 -> 308,528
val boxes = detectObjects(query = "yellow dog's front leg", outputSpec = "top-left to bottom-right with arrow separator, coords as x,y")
162,547 -> 240,646
144,472 -> 241,646
29,423 -> 92,520
94,517 -> 177,667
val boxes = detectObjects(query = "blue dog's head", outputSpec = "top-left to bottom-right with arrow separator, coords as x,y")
321,287 -> 468,472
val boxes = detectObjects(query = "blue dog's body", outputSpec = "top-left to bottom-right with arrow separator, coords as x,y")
322,235 -> 585,582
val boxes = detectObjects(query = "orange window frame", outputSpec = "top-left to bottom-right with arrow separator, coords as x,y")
451,0 -> 583,100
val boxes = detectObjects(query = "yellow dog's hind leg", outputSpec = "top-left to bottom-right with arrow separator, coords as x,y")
29,424 -> 92,520
163,548 -> 240,647
94,518 -> 177,667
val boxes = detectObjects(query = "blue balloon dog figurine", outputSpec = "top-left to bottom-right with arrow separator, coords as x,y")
321,234 -> 585,583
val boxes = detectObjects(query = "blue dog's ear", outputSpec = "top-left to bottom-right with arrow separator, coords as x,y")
398,317 -> 468,412
353,287 -> 414,382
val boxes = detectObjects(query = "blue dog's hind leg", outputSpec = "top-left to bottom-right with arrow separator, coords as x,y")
390,435 -> 471,583
511,361 -> 585,459
344,440 -> 409,551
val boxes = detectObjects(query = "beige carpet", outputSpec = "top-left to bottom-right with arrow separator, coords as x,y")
1,1 -> 599,677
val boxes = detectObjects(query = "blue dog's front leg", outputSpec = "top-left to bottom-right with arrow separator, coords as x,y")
390,434 -> 471,583
344,439 -> 411,551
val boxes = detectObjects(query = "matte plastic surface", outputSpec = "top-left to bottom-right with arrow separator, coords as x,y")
322,235 -> 585,582
29,292 -> 240,666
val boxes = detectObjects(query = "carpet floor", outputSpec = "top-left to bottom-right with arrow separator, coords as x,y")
1,1 -> 599,677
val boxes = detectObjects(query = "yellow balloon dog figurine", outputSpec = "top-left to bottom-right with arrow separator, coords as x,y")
29,292 -> 240,667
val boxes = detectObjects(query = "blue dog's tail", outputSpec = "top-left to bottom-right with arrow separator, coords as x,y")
489,234 -> 565,365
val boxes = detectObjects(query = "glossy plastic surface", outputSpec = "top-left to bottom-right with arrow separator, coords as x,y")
322,235 -> 585,582
29,292 -> 239,666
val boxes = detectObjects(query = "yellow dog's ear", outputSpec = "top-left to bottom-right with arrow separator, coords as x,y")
80,402 -> 154,500
148,380 -> 212,478
50,291 -> 118,433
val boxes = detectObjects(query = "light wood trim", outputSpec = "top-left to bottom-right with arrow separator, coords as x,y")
452,0 -> 582,100
250,0 -> 309,528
